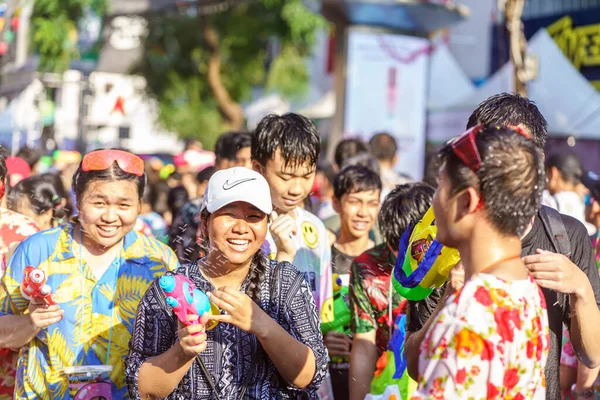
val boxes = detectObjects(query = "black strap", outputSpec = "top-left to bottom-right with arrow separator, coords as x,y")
538,206 -> 571,256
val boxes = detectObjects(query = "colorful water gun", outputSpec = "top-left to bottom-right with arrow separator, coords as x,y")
392,207 -> 460,301
367,314 -> 417,400
20,266 -> 55,306
159,274 -> 219,331
320,274 -> 351,336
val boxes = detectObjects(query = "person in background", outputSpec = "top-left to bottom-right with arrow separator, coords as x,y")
324,152 -> 383,247
252,113 -> 333,320
315,161 -> 337,221
168,166 -> 217,263
140,187 -> 168,243
334,138 -> 370,172
326,165 -> 381,400
406,93 -> 600,400
543,153 -> 595,235
214,131 -> 252,170
196,165 -> 216,198
7,175 -> 66,231
369,132 -> 411,200
0,146 -> 39,400
15,146 -> 42,175
349,182 -> 433,400
38,173 -> 73,223
164,186 -> 189,228
184,138 -> 203,152
126,167 -> 327,399
0,149 -> 179,399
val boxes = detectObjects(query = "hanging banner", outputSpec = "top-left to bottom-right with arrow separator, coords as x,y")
344,30 -> 430,180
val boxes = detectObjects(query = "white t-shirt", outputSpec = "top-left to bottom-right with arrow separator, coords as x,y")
542,190 -> 596,235
265,207 -> 333,323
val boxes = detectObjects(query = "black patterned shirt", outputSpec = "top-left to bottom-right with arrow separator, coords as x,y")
125,259 -> 328,399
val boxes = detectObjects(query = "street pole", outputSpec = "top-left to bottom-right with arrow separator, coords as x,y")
502,0 -> 527,97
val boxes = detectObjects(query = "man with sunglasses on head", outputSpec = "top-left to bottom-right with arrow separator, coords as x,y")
405,93 -> 600,400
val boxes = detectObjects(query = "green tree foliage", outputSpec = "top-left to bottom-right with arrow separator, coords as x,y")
31,0 -> 108,72
135,0 -> 327,150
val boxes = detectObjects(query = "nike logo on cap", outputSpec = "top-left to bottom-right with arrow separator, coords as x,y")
222,178 -> 256,190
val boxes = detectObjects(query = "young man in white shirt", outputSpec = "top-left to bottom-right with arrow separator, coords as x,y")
251,113 -> 333,324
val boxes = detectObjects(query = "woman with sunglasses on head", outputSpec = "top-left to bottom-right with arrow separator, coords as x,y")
0,149 -> 179,399
409,126 -> 551,399
126,167 -> 328,399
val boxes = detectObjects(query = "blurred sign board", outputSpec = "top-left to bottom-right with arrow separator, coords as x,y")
343,30 -> 429,180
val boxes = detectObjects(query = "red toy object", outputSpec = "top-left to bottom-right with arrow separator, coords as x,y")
21,266 -> 55,306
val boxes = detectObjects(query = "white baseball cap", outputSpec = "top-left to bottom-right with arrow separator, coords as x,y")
202,167 -> 273,214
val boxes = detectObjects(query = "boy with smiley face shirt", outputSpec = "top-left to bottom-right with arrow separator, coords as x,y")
251,113 -> 334,324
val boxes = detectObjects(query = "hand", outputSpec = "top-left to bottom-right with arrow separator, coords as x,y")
177,313 -> 208,358
523,249 -> 586,295
324,331 -> 351,357
28,298 -> 64,330
444,261 -> 465,296
208,287 -> 270,337
270,211 -> 297,261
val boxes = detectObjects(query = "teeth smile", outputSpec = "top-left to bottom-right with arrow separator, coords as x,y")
99,226 -> 118,233
228,239 -> 249,245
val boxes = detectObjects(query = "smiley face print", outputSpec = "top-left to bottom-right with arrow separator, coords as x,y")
301,221 -> 319,249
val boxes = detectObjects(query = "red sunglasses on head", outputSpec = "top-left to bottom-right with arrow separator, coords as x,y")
450,124 -> 531,172
82,149 -> 145,177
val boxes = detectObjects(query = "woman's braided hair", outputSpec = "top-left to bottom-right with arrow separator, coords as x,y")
200,208 -> 269,304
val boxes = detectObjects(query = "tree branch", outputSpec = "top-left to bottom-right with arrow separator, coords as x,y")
203,22 -> 244,130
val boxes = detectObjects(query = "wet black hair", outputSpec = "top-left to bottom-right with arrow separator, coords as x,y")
8,175 -> 67,222
72,156 -> 146,204
199,208 -> 268,304
439,126 -> 545,237
369,132 -> 397,162
16,146 -> 42,169
0,145 -> 8,181
215,132 -> 251,161
546,153 -> 583,185
251,113 -> 320,169
334,138 -> 369,170
333,165 -> 382,200
340,152 -> 381,175
467,93 -> 548,149
38,173 -> 73,219
167,186 -> 189,218
197,165 -> 216,183
378,182 -> 434,248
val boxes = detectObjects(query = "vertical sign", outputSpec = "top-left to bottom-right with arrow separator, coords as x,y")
344,30 -> 430,180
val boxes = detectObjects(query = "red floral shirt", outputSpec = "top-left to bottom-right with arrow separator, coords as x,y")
410,273 -> 550,400
0,208 -> 39,399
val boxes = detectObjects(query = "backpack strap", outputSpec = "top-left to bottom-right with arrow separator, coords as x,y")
538,205 -> 571,256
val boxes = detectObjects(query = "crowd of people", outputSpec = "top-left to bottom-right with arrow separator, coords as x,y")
0,92 -> 598,399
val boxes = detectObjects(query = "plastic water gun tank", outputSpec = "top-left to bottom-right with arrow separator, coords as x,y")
159,273 -> 219,331
392,207 -> 460,301
21,266 -> 55,306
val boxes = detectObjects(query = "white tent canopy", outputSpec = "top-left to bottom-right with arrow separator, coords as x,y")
441,29 -> 600,139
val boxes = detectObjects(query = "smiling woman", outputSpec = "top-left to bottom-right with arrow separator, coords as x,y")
126,167 -> 328,400
0,149 -> 180,400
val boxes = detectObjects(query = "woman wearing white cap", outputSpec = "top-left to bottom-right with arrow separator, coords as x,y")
126,167 -> 328,399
